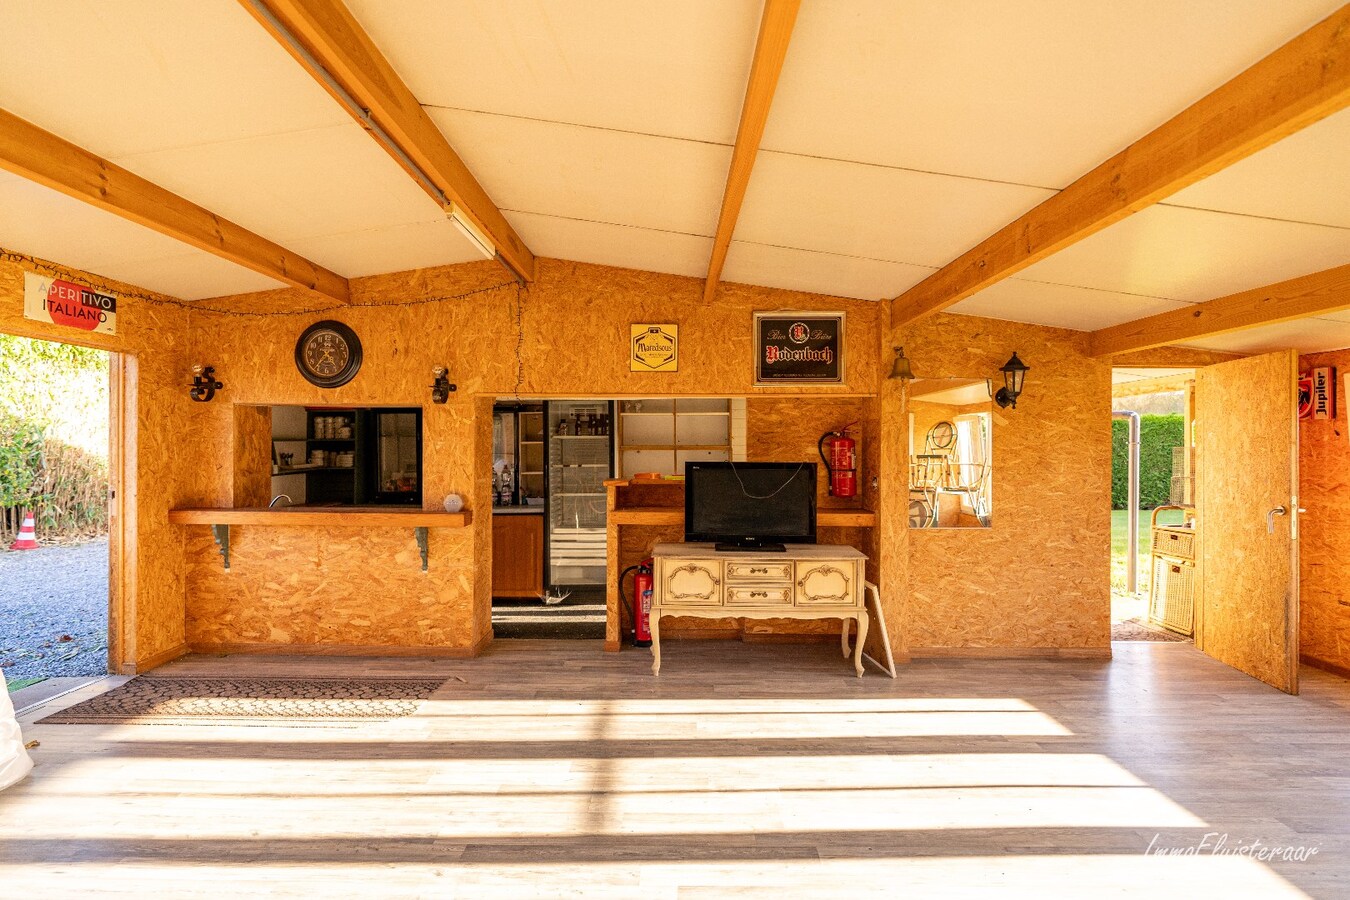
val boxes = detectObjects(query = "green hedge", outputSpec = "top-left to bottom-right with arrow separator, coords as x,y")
1112,414 -> 1185,509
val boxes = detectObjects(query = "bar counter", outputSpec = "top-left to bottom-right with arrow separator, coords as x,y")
168,506 -> 472,527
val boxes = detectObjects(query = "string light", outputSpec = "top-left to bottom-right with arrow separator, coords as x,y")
513,282 -> 527,401
1,249 -> 516,318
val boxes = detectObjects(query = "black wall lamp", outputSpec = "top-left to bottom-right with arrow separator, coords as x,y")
189,365 -> 222,402
993,352 -> 1029,409
431,366 -> 457,404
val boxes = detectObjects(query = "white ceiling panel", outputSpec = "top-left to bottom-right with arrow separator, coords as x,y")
1018,205 -> 1350,303
113,124 -> 449,246
0,179 -> 204,272
722,241 -> 933,301
0,0 -> 347,158
1164,107 -> 1350,229
1181,318 -> 1350,355
949,278 -> 1193,331
345,0 -> 760,144
0,178 -> 284,300
286,220 -> 484,280
505,212 -> 713,280
1307,307 -> 1350,324
735,152 -> 1055,270
94,252 -> 287,302
763,0 -> 1343,187
428,108 -> 731,238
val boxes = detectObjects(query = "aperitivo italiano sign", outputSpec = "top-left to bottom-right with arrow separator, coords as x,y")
753,311 -> 844,385
23,271 -> 118,335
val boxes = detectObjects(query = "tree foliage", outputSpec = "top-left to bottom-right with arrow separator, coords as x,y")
0,335 -> 109,543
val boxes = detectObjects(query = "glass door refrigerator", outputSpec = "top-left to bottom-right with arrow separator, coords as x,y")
546,400 -> 614,590
491,403 -> 546,506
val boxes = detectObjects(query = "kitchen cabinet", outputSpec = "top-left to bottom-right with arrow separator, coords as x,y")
492,513 -> 544,598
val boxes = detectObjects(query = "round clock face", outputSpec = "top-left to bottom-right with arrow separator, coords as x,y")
295,320 -> 362,388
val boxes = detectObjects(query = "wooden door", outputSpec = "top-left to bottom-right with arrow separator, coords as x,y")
1195,350 -> 1300,693
491,514 -> 544,598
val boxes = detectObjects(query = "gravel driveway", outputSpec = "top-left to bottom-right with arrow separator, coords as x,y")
0,537 -> 108,680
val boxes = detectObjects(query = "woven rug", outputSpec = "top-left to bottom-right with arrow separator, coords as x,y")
37,676 -> 447,726
1112,617 -> 1189,642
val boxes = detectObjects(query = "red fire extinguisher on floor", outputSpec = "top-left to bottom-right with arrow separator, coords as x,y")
819,424 -> 858,498
621,558 -> 654,647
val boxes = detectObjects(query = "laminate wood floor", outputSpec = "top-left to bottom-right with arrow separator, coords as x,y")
3,640 -> 1348,898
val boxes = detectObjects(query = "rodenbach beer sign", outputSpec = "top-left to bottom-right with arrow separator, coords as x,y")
24,271 -> 117,335
754,311 -> 844,385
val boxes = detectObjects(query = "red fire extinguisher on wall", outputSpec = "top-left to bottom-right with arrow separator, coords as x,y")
621,558 -> 654,647
819,424 -> 858,498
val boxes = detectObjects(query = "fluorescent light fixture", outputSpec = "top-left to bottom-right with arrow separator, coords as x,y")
449,203 -> 496,259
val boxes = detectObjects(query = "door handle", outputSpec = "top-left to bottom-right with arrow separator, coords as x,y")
1267,506 -> 1287,533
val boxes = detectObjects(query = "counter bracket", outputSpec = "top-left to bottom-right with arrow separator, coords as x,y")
415,527 -> 428,572
211,524 -> 231,570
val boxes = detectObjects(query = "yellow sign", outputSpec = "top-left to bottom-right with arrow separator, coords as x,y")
630,324 -> 678,372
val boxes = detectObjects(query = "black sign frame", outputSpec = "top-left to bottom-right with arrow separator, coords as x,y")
753,311 -> 846,386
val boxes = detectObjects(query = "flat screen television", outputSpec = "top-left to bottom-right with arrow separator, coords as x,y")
684,461 -> 816,552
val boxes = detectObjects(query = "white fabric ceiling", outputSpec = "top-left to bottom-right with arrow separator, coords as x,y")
0,0 -> 1345,353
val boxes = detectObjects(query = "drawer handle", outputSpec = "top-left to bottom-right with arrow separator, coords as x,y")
750,591 -> 768,598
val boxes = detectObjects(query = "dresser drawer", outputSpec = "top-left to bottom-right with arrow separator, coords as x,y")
658,559 -> 723,606
795,560 -> 857,605
724,561 -> 793,581
725,585 -> 793,605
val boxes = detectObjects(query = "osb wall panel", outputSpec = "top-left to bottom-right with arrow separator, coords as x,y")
472,395 -> 495,646
1299,350 -> 1350,673
0,250 -> 190,671
895,313 -> 1112,652
186,258 -> 883,651
232,405 -> 272,508
184,524 -> 475,650
745,396 -> 877,514
1297,354 -> 1346,667
1196,351 -> 1298,692
1110,347 -> 1244,368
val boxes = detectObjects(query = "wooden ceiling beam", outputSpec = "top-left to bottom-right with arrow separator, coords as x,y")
891,5 -> 1350,326
1090,263 -> 1350,358
242,0 -> 536,282
0,107 -> 350,302
703,0 -> 800,303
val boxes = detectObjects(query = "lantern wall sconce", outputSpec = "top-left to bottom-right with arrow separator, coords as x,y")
992,352 -> 1029,409
888,346 -> 915,381
189,365 -> 222,402
431,366 -> 457,404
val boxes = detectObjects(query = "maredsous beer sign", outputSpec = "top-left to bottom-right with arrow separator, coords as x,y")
24,271 -> 117,335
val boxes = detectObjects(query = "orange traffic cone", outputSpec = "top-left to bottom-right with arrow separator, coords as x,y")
9,511 -> 39,550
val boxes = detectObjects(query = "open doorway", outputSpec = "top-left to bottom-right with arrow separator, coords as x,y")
489,400 -> 615,640
1110,368 -> 1194,643
0,334 -> 112,704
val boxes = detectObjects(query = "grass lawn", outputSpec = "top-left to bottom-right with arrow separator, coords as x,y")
5,677 -> 45,692
1111,507 -> 1186,594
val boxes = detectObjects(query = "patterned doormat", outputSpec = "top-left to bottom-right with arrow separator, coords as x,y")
1112,617 -> 1189,642
37,677 -> 448,726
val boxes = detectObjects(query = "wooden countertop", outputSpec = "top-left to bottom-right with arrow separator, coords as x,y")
609,507 -> 877,527
169,507 -> 473,527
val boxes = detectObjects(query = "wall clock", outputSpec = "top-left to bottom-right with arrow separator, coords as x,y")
295,320 -> 362,388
